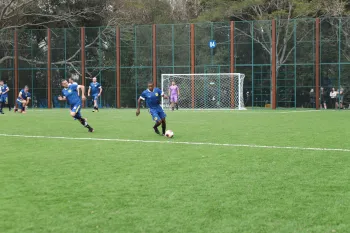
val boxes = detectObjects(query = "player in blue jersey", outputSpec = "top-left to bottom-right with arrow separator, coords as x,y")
68,78 -> 79,96
58,80 -> 94,132
88,77 -> 102,112
0,80 -> 10,114
136,81 -> 168,135
14,86 -> 31,114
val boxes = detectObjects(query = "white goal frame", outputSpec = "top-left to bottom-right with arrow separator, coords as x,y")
161,73 -> 246,110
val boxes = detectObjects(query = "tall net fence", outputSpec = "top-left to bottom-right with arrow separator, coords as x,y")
1,18 -> 350,109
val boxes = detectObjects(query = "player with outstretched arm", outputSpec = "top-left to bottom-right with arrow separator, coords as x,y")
88,77 -> 102,112
168,81 -> 179,111
14,86 -> 31,114
0,80 -> 10,114
136,81 -> 168,136
58,80 -> 94,133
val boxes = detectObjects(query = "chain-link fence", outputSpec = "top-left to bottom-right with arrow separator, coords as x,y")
1,18 -> 350,109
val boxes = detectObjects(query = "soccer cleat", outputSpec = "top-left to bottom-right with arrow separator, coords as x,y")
0,111 -> 4,115
153,127 -> 160,135
88,127 -> 94,133
14,108 -> 18,113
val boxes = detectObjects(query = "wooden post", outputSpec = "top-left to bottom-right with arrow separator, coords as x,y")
152,24 -> 157,86
315,18 -> 320,110
190,24 -> 195,109
81,27 -> 85,107
230,21 -> 235,109
116,26 -> 121,108
14,30 -> 18,104
271,19 -> 277,109
47,28 -> 52,108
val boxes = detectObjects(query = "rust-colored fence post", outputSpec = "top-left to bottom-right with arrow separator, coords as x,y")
271,19 -> 277,109
47,28 -> 52,108
190,24 -> 195,109
315,18 -> 320,110
116,26 -> 121,108
14,29 -> 19,104
152,24 -> 157,86
81,27 -> 85,107
230,21 -> 235,109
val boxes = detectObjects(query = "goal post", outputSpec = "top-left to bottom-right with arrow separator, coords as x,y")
161,73 -> 246,110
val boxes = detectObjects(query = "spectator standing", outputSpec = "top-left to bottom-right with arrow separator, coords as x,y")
338,87 -> 344,109
329,87 -> 338,109
320,87 -> 327,109
309,89 -> 315,108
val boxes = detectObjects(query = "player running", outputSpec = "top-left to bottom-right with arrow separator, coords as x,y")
58,80 -> 94,132
0,80 -> 10,114
168,81 -> 179,111
14,86 -> 31,113
136,81 -> 168,136
88,77 -> 102,112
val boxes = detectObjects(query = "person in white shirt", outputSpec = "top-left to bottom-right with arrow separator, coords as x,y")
329,87 -> 337,109
320,87 -> 327,109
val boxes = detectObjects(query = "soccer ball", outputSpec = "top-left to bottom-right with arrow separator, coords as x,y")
165,130 -> 174,138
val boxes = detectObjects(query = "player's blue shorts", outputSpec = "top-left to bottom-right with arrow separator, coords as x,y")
149,106 -> 166,122
16,98 -> 26,109
16,98 -> 25,105
70,102 -> 81,114
0,96 -> 8,103
92,94 -> 99,101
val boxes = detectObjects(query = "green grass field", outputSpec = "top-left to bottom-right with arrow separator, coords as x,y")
1,109 -> 350,233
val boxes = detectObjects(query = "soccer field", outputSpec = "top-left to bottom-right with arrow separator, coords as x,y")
1,109 -> 350,233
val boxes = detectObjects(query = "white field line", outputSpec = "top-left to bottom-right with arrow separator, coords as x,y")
28,109 -> 322,114
0,133 -> 349,152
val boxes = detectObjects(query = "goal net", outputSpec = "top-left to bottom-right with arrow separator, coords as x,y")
161,73 -> 246,110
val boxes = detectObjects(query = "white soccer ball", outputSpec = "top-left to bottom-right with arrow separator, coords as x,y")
165,130 -> 174,138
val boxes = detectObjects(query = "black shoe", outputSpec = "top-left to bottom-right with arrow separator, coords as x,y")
176,104 -> 179,110
0,112 -> 4,115
88,127 -> 94,133
154,127 -> 160,135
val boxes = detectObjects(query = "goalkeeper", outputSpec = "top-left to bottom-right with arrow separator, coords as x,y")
168,81 -> 179,111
